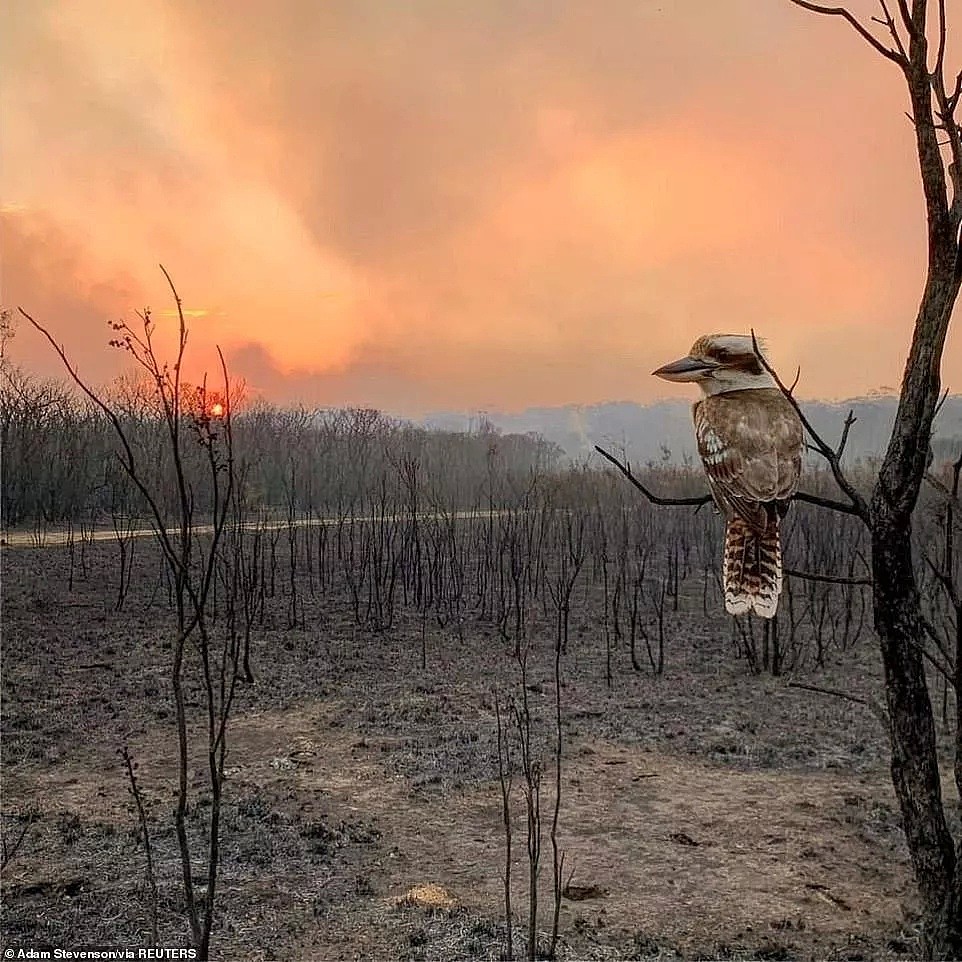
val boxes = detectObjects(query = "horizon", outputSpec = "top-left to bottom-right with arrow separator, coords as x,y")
4,1 -> 961,417
4,341 -> 952,423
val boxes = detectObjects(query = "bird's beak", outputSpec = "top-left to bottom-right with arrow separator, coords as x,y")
651,355 -> 717,382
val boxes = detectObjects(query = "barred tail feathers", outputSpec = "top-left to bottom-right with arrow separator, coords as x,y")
723,513 -> 782,619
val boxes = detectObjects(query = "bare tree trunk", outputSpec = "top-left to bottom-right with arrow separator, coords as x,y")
785,7 -> 962,953
871,270 -> 962,956
873,513 -> 961,956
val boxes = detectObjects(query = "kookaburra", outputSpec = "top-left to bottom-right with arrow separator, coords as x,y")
653,334 -> 803,619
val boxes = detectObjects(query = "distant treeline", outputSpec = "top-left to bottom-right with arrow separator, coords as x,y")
0,368 -> 563,528
2,366 -> 958,538
425,396 -> 962,468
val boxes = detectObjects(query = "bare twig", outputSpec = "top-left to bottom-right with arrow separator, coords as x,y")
788,679 -> 872,705
494,696 -> 514,962
836,410 -> 858,459
787,680 -> 887,723
596,444 -> 864,516
892,0 -> 920,42
792,490 -> 865,515
934,388 -> 951,421
785,567 -> 873,586
1,808 -> 39,870
750,329 -> 870,521
549,632 -> 565,959
122,746 -> 159,946
593,445 -> 713,508
876,0 -> 909,60
18,308 -> 188,582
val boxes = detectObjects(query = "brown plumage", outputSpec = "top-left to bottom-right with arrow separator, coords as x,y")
653,336 -> 804,618
723,516 -> 782,617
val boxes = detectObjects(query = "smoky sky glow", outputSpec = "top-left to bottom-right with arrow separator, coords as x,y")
2,1 -> 960,414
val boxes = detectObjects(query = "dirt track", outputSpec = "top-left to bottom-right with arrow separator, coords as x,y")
1,509 -> 518,548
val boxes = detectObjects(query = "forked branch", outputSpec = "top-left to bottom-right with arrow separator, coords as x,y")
931,0 -> 962,226
787,0 -> 909,66
593,446 -> 712,508
18,306 -> 186,576
750,329 -> 870,522
594,447 -> 864,517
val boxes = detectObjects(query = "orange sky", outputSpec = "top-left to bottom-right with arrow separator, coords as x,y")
3,1 -> 961,415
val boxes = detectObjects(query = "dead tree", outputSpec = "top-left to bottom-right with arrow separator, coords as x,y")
786,5 -> 962,956
21,270 -> 242,960
597,3 -> 962,954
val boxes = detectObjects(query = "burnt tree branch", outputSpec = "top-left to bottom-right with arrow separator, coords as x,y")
593,445 -> 712,508
786,0 -> 908,65
750,329 -> 871,521
784,567 -> 873,586
594,446 -> 863,516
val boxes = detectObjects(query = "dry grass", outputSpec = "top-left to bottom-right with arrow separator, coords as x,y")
394,884 -> 460,910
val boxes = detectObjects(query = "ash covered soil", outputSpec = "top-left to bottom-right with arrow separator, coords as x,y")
1,535 -> 934,960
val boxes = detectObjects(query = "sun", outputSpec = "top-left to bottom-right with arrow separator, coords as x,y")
210,401 -> 225,418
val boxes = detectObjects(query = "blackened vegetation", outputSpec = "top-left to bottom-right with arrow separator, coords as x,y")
0,495 -> 920,960
3,380 -> 957,957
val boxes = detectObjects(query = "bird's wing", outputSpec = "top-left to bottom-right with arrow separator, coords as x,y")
694,391 -> 803,530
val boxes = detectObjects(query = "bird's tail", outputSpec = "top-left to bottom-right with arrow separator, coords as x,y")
723,513 -> 782,619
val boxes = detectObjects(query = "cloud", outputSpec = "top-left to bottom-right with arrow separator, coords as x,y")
2,210 -> 143,386
3,0 -> 959,414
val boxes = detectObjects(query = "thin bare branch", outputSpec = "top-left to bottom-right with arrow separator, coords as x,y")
787,680 -> 872,707
920,614 -> 956,682
17,307 -> 187,578
788,680 -> 889,723
785,567 -> 873,586
593,445 -> 713,508
597,444 -> 865,516
787,0 -> 908,65
935,0 -> 948,82
934,387 -> 951,420
750,329 -> 870,521
924,447 -> 962,610
792,490 -> 865,515
836,410 -> 858,459
928,1 -> 962,228
877,1 -> 909,60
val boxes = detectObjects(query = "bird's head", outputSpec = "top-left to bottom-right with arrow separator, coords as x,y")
652,333 -> 776,396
